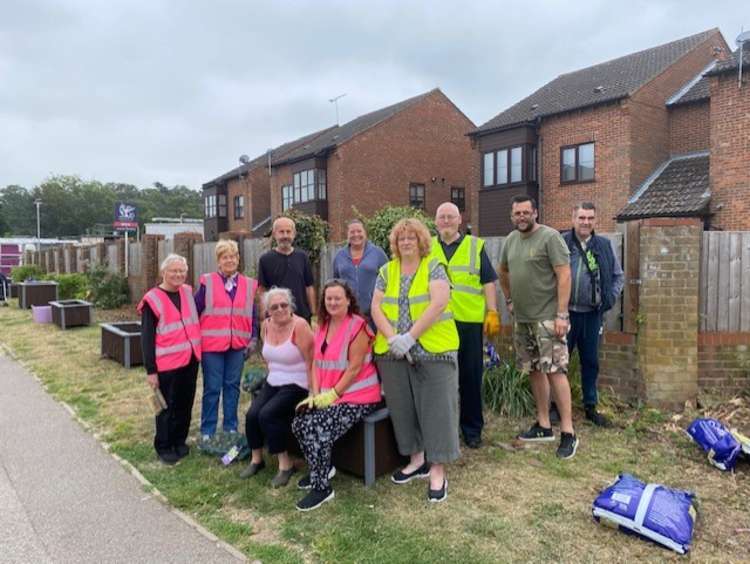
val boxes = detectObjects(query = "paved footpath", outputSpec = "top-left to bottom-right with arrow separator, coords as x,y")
0,353 -> 245,563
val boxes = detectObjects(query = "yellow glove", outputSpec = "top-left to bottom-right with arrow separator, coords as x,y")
313,388 -> 339,409
483,310 -> 500,337
295,395 -> 316,412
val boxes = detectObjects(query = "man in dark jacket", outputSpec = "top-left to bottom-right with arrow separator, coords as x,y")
563,203 -> 624,427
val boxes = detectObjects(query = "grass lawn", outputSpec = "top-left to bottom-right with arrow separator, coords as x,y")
1,302 -> 748,563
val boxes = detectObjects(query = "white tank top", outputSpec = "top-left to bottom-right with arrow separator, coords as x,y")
262,331 -> 308,389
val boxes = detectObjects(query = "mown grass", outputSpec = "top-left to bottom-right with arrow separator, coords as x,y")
1,302 -> 749,563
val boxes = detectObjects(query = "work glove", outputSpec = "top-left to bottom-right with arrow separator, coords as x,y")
295,395 -> 315,412
387,334 -> 405,359
483,311 -> 500,337
390,333 -> 416,357
313,388 -> 339,409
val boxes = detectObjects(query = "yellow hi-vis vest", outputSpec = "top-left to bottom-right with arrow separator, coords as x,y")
373,257 -> 459,355
430,235 -> 486,323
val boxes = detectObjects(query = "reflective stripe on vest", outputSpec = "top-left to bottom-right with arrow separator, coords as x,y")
199,272 -> 256,352
373,257 -> 459,354
430,235 -> 486,323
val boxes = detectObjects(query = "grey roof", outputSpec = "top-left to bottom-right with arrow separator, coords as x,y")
669,76 -> 710,105
617,153 -> 710,220
474,28 -> 719,134
706,47 -> 750,76
273,89 -> 439,165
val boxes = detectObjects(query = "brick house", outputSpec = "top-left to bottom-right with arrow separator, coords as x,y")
469,28 -> 732,235
203,88 -> 475,242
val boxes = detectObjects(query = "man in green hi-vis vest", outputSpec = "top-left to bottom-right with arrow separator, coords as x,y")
430,202 -> 500,449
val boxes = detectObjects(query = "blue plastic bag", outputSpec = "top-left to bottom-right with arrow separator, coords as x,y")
687,418 -> 742,471
592,474 -> 697,555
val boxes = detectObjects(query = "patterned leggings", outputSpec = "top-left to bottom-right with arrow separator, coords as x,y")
292,403 -> 376,491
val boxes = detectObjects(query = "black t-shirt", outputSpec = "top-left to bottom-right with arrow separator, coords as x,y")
257,248 -> 314,321
439,234 -> 499,284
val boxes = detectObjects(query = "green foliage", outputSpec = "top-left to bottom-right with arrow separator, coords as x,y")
276,209 -> 330,267
483,361 -> 535,418
354,205 -> 437,257
10,264 -> 45,283
86,265 -> 129,309
47,273 -> 90,300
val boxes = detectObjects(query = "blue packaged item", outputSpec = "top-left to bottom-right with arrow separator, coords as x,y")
687,418 -> 742,471
592,474 -> 697,555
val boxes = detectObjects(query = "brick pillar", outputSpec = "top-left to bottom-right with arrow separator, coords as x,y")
116,238 -> 126,274
638,217 -> 701,409
142,235 -> 163,293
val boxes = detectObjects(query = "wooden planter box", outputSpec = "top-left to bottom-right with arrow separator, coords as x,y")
10,283 -> 18,298
50,299 -> 93,329
100,322 -> 143,368
18,281 -> 58,309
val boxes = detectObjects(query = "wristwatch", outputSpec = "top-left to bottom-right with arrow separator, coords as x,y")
556,312 -> 570,321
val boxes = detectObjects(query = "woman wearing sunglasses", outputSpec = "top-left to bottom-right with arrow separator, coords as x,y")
240,287 -> 314,487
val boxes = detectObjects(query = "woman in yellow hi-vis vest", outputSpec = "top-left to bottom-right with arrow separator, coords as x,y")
371,218 -> 460,504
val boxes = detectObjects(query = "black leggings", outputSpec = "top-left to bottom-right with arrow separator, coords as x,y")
245,382 -> 308,454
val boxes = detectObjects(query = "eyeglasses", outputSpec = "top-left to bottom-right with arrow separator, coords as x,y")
512,211 -> 534,217
269,303 -> 290,312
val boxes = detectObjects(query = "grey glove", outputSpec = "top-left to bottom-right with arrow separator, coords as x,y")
387,334 -> 405,359
390,333 -> 416,357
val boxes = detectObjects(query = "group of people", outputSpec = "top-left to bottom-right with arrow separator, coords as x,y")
138,197 -> 622,511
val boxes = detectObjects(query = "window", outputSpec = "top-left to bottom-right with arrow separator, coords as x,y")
451,187 -> 465,211
205,194 -> 216,218
510,147 -> 522,183
317,169 -> 327,200
561,142 -> 595,183
282,185 -> 293,211
483,152 -> 494,187
217,194 -> 227,218
233,195 -> 244,219
482,145 -> 524,187
292,169 -> 326,203
409,183 -> 425,210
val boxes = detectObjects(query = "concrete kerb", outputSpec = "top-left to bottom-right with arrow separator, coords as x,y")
0,343 -> 248,564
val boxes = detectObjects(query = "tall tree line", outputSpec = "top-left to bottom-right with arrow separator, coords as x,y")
0,175 -> 203,237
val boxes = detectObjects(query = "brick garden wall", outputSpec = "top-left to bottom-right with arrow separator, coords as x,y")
698,333 -> 750,394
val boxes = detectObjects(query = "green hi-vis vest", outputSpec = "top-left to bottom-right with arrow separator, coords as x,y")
373,257 -> 459,355
430,235 -> 485,323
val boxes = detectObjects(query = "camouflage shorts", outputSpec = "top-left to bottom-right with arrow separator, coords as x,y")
513,320 -> 569,375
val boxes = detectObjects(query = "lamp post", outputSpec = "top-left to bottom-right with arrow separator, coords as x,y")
34,199 -> 42,245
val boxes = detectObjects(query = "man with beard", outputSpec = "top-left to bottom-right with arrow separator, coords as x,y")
499,195 -> 578,459
258,217 -> 316,323
430,202 -> 500,449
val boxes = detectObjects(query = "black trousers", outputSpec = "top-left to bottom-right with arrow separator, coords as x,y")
568,310 -> 603,407
245,381 -> 308,454
456,321 -> 484,441
154,357 -> 199,456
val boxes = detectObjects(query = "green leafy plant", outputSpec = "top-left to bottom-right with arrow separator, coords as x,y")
85,265 -> 129,309
354,205 -> 437,257
483,361 -> 535,418
47,273 -> 90,300
10,264 -> 45,283
275,209 -> 330,267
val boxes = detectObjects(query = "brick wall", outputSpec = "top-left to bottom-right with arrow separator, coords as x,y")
709,73 -> 750,230
698,333 -> 750,394
669,103 -> 710,154
226,176 -> 248,233
599,332 -> 643,400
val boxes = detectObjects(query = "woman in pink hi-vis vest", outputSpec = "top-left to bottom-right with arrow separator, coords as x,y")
194,239 -> 258,445
138,254 -> 202,465
291,279 -> 382,511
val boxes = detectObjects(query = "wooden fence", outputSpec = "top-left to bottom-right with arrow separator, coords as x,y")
700,231 -> 750,332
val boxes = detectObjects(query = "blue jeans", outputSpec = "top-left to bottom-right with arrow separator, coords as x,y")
200,349 -> 244,436
567,310 -> 603,407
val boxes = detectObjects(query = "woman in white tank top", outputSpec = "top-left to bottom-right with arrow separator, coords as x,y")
241,288 -> 314,488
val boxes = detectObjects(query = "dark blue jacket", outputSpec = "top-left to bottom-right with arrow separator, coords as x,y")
563,230 -> 624,313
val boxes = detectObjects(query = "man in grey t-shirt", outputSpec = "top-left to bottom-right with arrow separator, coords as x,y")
499,195 -> 578,460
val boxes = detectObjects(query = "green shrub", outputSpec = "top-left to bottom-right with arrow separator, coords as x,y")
86,265 -> 129,309
354,205 -> 437,257
47,273 -> 90,300
275,209 -> 330,267
10,264 -> 45,283
483,361 -> 535,418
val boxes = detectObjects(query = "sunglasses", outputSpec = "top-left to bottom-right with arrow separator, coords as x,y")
269,303 -> 290,312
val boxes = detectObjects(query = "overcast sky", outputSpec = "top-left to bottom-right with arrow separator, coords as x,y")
1,0 -> 746,191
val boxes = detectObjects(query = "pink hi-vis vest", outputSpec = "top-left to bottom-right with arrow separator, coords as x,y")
199,273 -> 257,352
314,314 -> 381,405
138,285 -> 202,372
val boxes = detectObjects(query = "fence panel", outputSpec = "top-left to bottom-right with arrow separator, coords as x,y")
700,231 -> 750,332
192,242 -> 217,286
106,244 -> 119,273
242,239 -> 270,278
128,242 -> 142,276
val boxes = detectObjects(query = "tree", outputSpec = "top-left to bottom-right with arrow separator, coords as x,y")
0,185 -> 35,236
355,205 -> 437,258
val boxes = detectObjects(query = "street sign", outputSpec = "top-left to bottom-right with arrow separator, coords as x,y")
114,202 -> 138,231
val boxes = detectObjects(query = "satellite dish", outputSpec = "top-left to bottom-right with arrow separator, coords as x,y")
239,154 -> 250,164
736,30 -> 750,46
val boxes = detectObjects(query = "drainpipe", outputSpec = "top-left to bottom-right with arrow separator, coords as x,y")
535,117 -> 543,222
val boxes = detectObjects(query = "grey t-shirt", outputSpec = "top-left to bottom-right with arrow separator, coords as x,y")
500,225 -> 570,323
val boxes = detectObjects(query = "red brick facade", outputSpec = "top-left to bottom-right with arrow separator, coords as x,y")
226,165 -> 272,234
669,103 -> 710,154
270,91 -> 475,241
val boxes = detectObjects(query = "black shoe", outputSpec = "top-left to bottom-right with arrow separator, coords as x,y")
428,479 -> 448,503
158,450 -> 179,465
464,436 -> 482,449
549,403 -> 561,425
517,422 -> 555,442
585,407 -> 612,428
297,466 -> 337,490
239,460 -> 266,479
556,432 -> 579,460
391,462 -> 431,484
175,444 -> 190,459
296,487 -> 335,512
